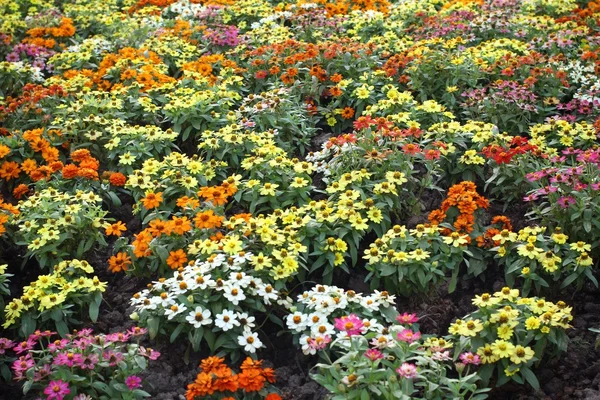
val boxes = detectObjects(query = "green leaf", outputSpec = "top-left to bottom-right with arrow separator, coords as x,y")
170,323 -> 184,343
89,299 -> 100,323
521,368 -> 540,390
147,317 -> 160,339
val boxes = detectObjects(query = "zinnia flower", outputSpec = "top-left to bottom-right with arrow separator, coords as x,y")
44,380 -> 70,400
334,314 -> 364,336
125,375 -> 142,390
396,363 -> 418,379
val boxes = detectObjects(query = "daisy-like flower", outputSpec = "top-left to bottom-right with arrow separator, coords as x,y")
44,380 -> 70,400
125,375 -> 142,390
186,307 -> 212,328
396,313 -> 419,324
223,285 -> 246,305
397,329 -> 421,343
164,304 -> 187,320
364,348 -> 384,361
396,363 -> 418,379
459,352 -> 481,365
238,329 -> 263,353
215,310 -> 240,331
510,345 -> 535,364
286,312 -> 307,332
334,314 -> 364,336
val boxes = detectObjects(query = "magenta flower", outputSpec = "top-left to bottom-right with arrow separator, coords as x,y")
364,348 -> 384,361
48,339 -> 69,352
127,326 -> 148,337
78,353 -> 99,370
12,355 -> 35,378
396,363 -> 418,379
138,346 -> 160,360
125,375 -> 142,390
0,338 -> 16,354
54,351 -> 84,367
396,313 -> 419,325
14,339 -> 36,354
44,380 -> 70,400
103,349 -> 125,366
397,329 -> 421,343
334,314 -> 365,337
307,335 -> 331,352
459,352 -> 481,365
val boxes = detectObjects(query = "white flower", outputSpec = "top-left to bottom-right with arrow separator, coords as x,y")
310,322 -> 335,337
223,285 -> 246,306
164,304 -> 187,320
238,329 -> 263,353
257,284 -> 278,304
236,312 -> 256,329
228,272 -> 252,288
215,310 -> 240,331
185,307 -> 212,328
286,312 -> 308,332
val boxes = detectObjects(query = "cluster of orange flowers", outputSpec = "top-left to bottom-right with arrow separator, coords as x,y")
24,17 -> 76,48
428,181 -> 489,235
475,215 -> 513,248
243,39 -> 374,87
62,149 -> 100,180
297,0 -> 390,17
0,84 -> 67,122
0,196 -> 19,237
181,54 -> 245,84
0,128 -> 66,189
186,356 -> 280,400
86,48 -> 175,91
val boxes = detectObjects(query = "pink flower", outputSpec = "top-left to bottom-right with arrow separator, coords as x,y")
14,339 -> 36,354
397,329 -> 421,343
127,327 -> 148,337
459,352 -> 481,365
396,363 -> 418,379
48,339 -> 69,352
33,364 -> 52,382
103,350 -> 125,366
105,332 -> 131,343
0,338 -> 16,354
78,353 -> 99,370
334,314 -> 365,337
12,354 -> 34,377
557,196 -> 576,208
307,335 -> 331,352
54,351 -> 84,367
396,313 -> 419,325
28,330 -> 55,341
364,348 -> 384,361
431,350 -> 451,361
138,346 -> 160,360
125,375 -> 142,390
44,380 -> 70,400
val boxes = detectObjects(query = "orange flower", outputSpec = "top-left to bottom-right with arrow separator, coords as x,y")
0,144 -> 10,158
341,106 -> 355,119
148,219 -> 172,237
166,249 -> 188,269
194,210 -> 223,229
198,186 -> 229,206
169,216 -> 192,235
105,221 -> 127,236
200,356 -> 226,374
12,184 -> 29,199
428,209 -> 446,225
212,367 -> 238,392
21,159 -> 37,174
176,196 -> 200,209
142,192 -> 163,209
62,164 -> 79,179
266,394 -> 283,400
237,369 -> 265,392
0,161 -> 21,180
132,231 -> 153,258
109,172 -> 127,186
108,252 -> 132,273
186,372 -> 214,399
71,148 -> 92,162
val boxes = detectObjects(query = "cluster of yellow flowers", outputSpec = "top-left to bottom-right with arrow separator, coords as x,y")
3,259 -> 106,328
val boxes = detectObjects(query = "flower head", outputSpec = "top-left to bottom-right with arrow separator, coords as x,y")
396,363 -> 418,379
334,314 -> 364,337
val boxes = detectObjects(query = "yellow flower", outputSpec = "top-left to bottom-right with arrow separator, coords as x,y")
525,316 -> 541,330
517,243 -> 543,259
494,287 -> 519,300
577,252 -> 593,267
570,241 -> 591,252
458,319 -> 484,337
477,344 -> 499,364
491,340 -> 515,358
472,293 -> 500,308
505,367 -> 520,377
442,232 -> 469,247
550,232 -> 568,244
510,345 -> 535,364
259,183 -> 279,196
409,248 -> 430,261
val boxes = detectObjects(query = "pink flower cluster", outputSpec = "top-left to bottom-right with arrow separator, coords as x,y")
334,314 -> 365,337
